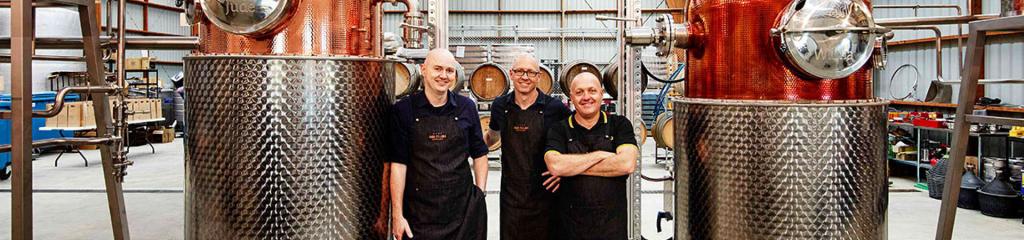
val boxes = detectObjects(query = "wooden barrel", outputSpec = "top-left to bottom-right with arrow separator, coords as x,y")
469,63 -> 511,101
601,62 -> 648,99
451,63 -> 467,91
394,62 -> 421,98
479,115 -> 501,151
653,112 -> 674,149
538,64 -> 555,94
601,63 -> 619,99
558,60 -> 602,95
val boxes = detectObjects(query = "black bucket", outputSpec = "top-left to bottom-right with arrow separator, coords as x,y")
978,171 -> 1022,218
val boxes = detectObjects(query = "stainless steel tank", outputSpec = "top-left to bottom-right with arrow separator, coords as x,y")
185,0 -> 421,238
669,0 -> 889,239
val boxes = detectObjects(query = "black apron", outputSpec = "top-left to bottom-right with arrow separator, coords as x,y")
557,123 -> 627,240
404,113 -> 487,240
499,106 -> 556,240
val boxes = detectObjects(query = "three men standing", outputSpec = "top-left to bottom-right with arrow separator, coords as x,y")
386,49 -> 637,240
484,54 -> 570,240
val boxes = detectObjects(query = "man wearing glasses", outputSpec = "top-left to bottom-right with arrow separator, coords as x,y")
387,49 -> 489,240
484,54 -> 569,240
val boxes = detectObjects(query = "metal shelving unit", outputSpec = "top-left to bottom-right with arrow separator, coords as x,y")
888,122 -> 1010,186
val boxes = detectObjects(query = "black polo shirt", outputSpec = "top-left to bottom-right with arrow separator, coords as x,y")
545,111 -> 637,154
388,91 -> 489,164
488,89 -> 570,132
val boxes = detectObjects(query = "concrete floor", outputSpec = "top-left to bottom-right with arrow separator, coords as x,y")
0,138 -> 1021,239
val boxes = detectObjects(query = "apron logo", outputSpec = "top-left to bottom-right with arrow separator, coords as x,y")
428,132 -> 447,141
513,124 -> 529,132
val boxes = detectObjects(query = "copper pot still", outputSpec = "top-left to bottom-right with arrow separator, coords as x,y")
684,0 -> 881,100
196,0 -> 423,56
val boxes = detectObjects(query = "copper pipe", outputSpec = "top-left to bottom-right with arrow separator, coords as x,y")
889,26 -> 944,82
390,0 -> 425,49
0,36 -> 200,50
117,0 -> 126,91
875,4 -> 964,82
0,86 -> 119,119
0,137 -> 121,153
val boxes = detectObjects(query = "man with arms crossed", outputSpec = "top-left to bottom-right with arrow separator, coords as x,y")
544,72 -> 639,240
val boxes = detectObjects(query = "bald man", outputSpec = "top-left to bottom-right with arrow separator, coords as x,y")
388,49 -> 489,240
543,72 -> 639,240
484,54 -> 569,240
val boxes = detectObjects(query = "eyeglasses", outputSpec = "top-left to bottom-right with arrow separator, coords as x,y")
511,69 -> 541,78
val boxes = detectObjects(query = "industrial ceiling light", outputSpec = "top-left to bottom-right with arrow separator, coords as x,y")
772,0 -> 889,79
200,0 -> 296,36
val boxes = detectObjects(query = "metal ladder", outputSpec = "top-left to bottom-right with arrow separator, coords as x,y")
935,15 -> 1024,240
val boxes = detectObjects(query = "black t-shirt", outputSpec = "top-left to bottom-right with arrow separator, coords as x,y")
546,112 -> 637,154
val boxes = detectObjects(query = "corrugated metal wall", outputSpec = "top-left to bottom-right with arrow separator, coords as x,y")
99,0 -> 190,88
874,0 -> 1024,106
385,0 -> 672,65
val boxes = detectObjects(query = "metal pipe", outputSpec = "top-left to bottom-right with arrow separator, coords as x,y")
875,4 -> 964,85
117,0 -> 127,91
876,14 -> 998,26
388,0 -> 425,49
875,4 -> 962,12
889,26 -> 943,82
106,0 -> 112,37
0,86 -> 119,119
0,54 -> 86,62
0,36 -> 200,50
933,79 -> 1024,84
0,137 -> 121,153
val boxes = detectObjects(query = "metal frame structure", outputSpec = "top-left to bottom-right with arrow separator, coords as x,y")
935,15 -> 1024,240
615,0 -> 644,239
1,0 -> 131,239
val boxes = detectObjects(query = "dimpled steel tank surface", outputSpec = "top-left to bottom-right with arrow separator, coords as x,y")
672,99 -> 888,239
184,56 -> 393,239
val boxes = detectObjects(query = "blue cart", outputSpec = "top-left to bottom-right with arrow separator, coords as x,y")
0,92 -> 79,180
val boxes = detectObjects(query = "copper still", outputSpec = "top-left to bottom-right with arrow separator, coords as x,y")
683,0 -> 874,100
185,0 -> 423,238
634,0 -> 893,239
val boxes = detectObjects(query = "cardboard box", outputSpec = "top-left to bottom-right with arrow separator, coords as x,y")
153,99 -> 162,119
66,102 -> 82,127
150,127 -> 175,143
83,101 -> 96,127
45,103 -> 60,128
965,156 -> 979,175
125,58 -> 141,70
